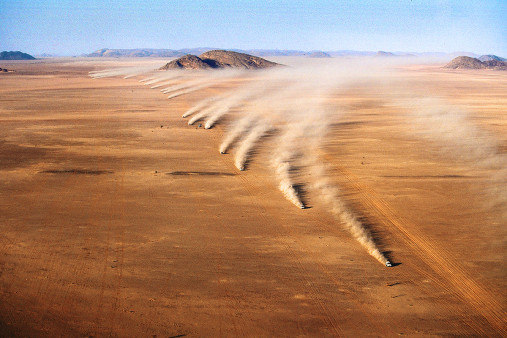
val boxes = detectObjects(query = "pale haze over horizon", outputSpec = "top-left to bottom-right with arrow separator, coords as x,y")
0,0 -> 505,57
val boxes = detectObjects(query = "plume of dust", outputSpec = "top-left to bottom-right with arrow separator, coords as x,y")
204,105 -> 232,129
182,97 -> 219,118
203,89 -> 264,129
139,75 -> 158,83
143,71 -> 182,86
148,74 -> 182,88
167,82 -> 216,99
151,77 -> 180,88
161,77 -> 211,94
166,71 -> 242,99
219,115 -> 256,153
188,110 -> 209,125
281,103 -> 388,264
311,163 -> 389,265
89,67 -> 151,79
162,70 -> 238,94
182,97 -> 218,118
234,123 -> 271,171
271,125 -> 306,209
189,92 -> 246,125
160,79 -> 187,93
275,161 -> 305,209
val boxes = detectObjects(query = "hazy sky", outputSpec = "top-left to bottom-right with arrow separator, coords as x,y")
1,0 -> 505,56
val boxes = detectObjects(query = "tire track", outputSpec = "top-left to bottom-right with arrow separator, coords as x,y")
333,164 -> 506,336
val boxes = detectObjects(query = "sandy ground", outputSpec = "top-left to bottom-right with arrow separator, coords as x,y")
0,58 -> 505,336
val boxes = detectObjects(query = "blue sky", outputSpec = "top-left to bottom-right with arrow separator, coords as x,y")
0,0 -> 505,56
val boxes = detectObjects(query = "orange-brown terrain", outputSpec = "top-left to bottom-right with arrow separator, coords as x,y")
0,58 -> 505,336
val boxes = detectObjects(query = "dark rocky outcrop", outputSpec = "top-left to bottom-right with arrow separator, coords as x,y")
199,50 -> 279,69
0,51 -> 36,60
159,54 -> 213,70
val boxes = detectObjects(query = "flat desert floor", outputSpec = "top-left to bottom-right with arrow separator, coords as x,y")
0,58 -> 505,336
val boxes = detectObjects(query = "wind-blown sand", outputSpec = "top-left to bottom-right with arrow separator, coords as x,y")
0,58 -> 505,336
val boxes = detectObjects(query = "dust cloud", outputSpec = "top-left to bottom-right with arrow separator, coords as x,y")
91,56 -> 504,266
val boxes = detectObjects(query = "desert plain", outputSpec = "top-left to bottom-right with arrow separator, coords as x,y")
0,57 -> 505,336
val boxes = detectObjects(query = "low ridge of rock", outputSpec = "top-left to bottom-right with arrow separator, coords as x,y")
307,51 -> 331,58
160,50 -> 280,70
375,51 -> 396,57
478,54 -> 506,62
0,51 -> 36,60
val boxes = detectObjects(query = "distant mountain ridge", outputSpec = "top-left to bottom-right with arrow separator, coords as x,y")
86,48 -> 505,61
0,51 -> 36,60
88,48 -> 336,58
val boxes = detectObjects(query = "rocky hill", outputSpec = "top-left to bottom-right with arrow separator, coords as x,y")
199,50 -> 279,69
159,54 -> 213,70
478,54 -> 506,62
444,56 -> 506,70
160,50 -> 280,70
0,51 -> 36,60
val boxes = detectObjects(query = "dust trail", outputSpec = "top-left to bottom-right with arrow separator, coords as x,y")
274,100 -> 388,264
149,75 -> 184,88
203,98 -> 245,129
139,75 -> 158,83
124,70 -> 151,79
311,163 -> 389,265
89,67 -> 153,79
141,71 -> 181,85
204,103 -> 235,129
219,115 -> 256,154
271,124 -> 306,209
160,81 -> 188,93
190,88 -> 258,127
204,89 -> 264,129
274,161 -> 305,209
182,97 -> 218,118
187,93 -> 241,124
300,120 -> 391,266
168,82 -> 216,99
161,79 -> 204,94
188,110 -> 209,125
151,76 -> 181,88
234,123 -> 271,171
143,77 -> 164,86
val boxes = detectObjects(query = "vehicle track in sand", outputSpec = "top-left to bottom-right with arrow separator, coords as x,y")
331,162 -> 506,336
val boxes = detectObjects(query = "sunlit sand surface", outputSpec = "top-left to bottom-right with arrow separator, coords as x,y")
0,57 -> 505,336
